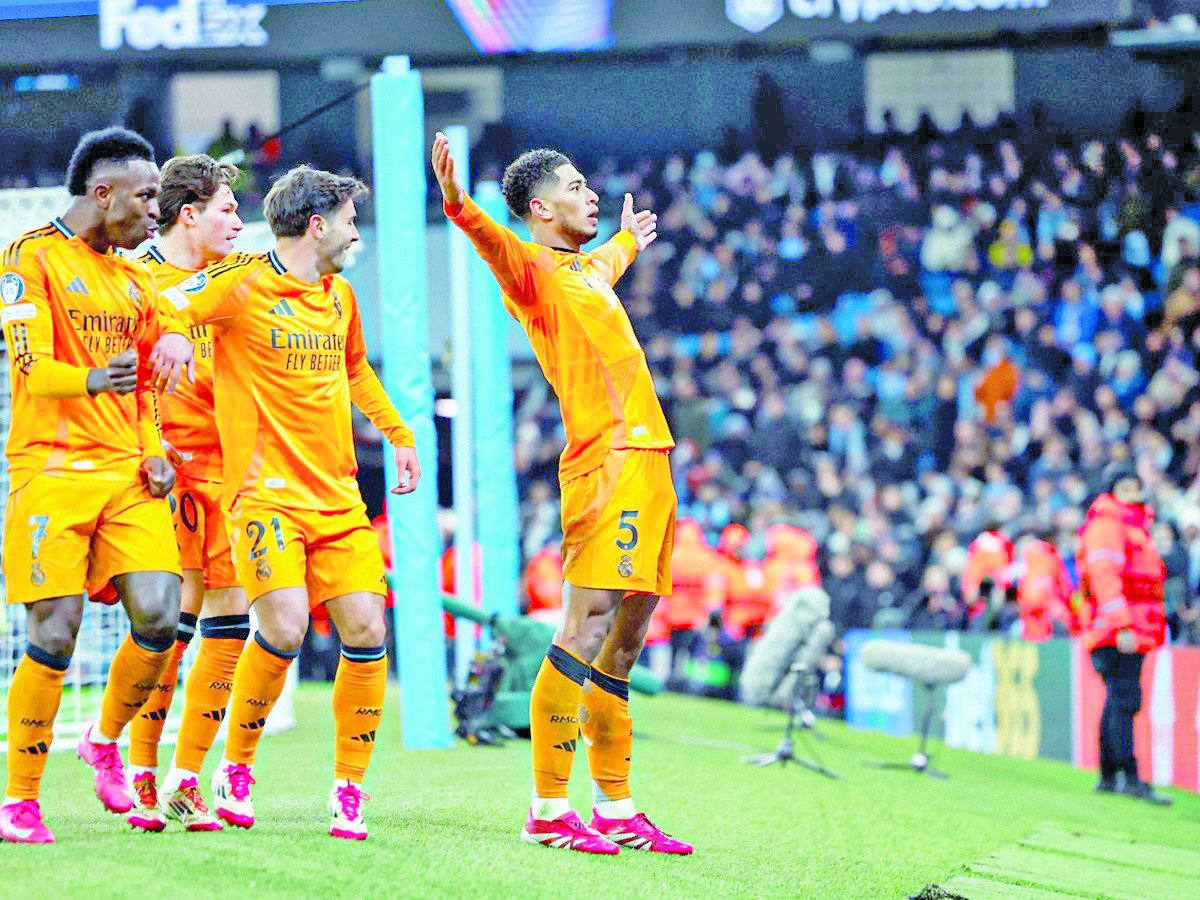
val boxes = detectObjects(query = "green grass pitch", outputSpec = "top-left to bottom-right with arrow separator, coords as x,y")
2,685 -> 1197,898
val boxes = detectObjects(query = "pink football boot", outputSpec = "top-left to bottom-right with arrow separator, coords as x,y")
0,800 -> 55,844
589,809 -> 694,855
520,809 -> 620,854
77,725 -> 134,814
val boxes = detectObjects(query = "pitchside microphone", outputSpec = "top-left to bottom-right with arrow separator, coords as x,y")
860,640 -> 971,685
740,587 -> 835,707
860,640 -> 972,779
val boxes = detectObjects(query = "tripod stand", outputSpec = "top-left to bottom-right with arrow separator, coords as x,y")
743,664 -> 842,779
867,681 -> 949,779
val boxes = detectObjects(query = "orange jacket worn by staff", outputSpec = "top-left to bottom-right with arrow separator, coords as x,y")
1016,539 -> 1076,642
762,524 -> 820,621
1075,493 -> 1167,654
524,545 -> 565,620
718,523 -> 771,640
963,528 -> 1014,614
667,519 -> 726,633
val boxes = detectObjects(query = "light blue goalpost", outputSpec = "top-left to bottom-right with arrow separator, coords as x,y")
371,56 -> 452,750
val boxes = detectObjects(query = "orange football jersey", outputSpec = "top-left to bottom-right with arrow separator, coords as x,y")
446,195 -> 673,482
160,250 -> 412,512
140,245 -> 222,482
1,218 -> 165,492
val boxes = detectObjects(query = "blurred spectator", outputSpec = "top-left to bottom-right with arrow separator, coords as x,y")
1014,534 -> 1076,641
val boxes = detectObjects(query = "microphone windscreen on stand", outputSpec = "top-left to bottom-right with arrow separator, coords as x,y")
739,587 -> 833,707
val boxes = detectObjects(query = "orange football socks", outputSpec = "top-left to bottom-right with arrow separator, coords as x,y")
530,644 -> 590,802
172,615 -> 249,775
223,633 -> 296,766
332,645 -> 387,783
4,646 -> 69,800
128,612 -> 196,771
98,632 -> 174,743
580,667 -> 634,805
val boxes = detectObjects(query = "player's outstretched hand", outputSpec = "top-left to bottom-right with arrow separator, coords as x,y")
432,132 -> 465,210
87,348 -> 138,396
150,332 -> 195,393
392,446 -> 421,495
141,455 -> 176,498
621,192 -> 657,251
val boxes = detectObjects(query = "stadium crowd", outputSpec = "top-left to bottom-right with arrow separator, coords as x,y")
511,110 -> 1200,669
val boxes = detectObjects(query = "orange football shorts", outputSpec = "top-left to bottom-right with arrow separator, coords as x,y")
171,474 -> 238,590
560,448 -> 675,597
3,472 -> 180,604
227,501 -> 386,608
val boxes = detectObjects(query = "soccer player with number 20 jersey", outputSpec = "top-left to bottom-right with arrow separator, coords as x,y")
125,154 -> 248,833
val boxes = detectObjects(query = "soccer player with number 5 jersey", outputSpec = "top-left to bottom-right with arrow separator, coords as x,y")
435,134 -> 692,856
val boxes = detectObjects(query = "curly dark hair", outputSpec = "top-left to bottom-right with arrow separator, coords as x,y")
65,127 -> 155,197
501,148 -> 570,220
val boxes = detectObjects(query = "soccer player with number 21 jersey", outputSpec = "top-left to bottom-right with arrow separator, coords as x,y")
154,165 -> 420,841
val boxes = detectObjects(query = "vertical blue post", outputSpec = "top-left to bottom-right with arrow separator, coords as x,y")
371,56 -> 452,750
470,181 -> 521,618
446,125 -> 478,688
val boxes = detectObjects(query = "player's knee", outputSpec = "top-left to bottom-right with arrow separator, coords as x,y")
27,604 -> 84,659
258,619 -> 307,655
132,613 -> 178,651
29,629 -> 77,660
337,617 -> 386,649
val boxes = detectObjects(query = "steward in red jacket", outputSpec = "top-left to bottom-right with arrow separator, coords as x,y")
1075,468 -> 1170,805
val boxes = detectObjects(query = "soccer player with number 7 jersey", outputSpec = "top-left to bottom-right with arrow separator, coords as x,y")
152,165 -> 422,841
0,128 -> 192,845
434,133 -> 692,856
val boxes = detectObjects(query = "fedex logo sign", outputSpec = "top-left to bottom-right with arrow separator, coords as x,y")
99,0 -> 268,50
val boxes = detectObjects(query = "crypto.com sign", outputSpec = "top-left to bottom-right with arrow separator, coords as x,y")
99,0 -> 269,50
727,0 -> 1052,33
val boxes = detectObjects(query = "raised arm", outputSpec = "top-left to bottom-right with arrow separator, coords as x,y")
432,132 -> 539,305
589,192 -> 657,287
